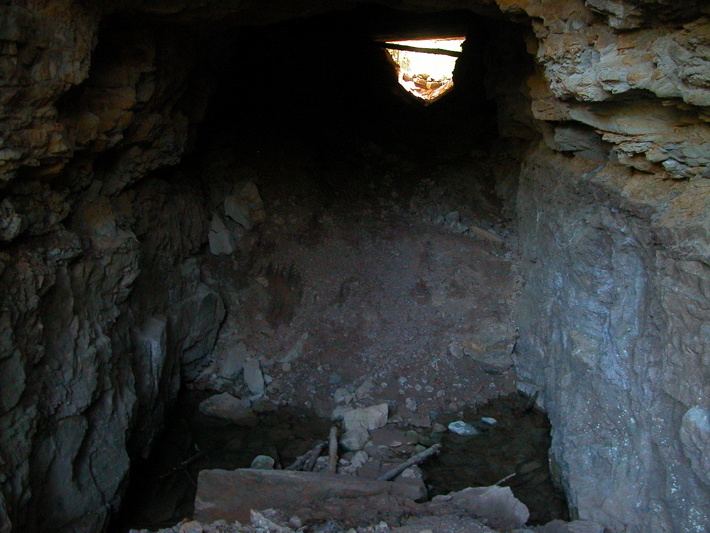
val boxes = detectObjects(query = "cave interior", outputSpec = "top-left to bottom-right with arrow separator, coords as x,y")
1,1 -> 709,532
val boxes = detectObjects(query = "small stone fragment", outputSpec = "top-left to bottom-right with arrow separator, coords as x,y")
405,398 -> 418,412
447,421 -> 479,436
400,466 -> 423,479
350,450 -> 369,469
282,333 -> 308,363
334,387 -> 353,404
216,341 -> 248,380
208,213 -> 235,255
356,380 -> 375,399
243,359 -> 265,397
250,510 -> 291,533
409,414 -> 431,428
251,455 -> 276,470
178,520 -> 203,533
445,211 -> 460,223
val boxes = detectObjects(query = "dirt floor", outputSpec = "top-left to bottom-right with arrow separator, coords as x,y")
195,130 -> 521,424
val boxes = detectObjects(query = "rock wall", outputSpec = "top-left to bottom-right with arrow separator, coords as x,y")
505,1 -> 710,531
515,148 -> 710,532
0,8 -> 226,532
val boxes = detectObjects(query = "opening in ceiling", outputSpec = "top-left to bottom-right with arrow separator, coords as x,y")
382,38 -> 465,103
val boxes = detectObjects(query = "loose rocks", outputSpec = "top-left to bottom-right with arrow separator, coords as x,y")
198,393 -> 256,425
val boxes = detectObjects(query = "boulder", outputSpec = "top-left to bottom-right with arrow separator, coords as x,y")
224,182 -> 266,231
208,213 -> 235,255
250,455 -> 276,470
428,486 -> 529,530
343,404 -> 389,432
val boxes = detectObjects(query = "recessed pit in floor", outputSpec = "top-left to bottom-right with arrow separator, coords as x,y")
425,393 -> 569,525
111,393 -> 566,531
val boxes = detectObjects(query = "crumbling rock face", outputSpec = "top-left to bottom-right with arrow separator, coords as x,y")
0,8 -> 226,532
504,2 -> 710,532
515,147 -> 710,531
0,0 -> 708,532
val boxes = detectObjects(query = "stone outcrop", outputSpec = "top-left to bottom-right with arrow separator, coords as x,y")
515,146 -> 710,532
0,0 -> 707,532
497,2 -> 710,532
0,9 -> 227,531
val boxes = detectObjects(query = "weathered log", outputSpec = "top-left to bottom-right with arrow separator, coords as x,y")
194,468 -> 425,523
376,41 -> 462,57
328,425 -> 338,474
304,442 -> 326,471
286,441 -> 325,471
377,443 -> 442,481
157,450 -> 204,480
494,472 -> 516,486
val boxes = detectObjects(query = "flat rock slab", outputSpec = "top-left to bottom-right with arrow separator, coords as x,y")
427,486 -> 529,530
194,468 -> 423,524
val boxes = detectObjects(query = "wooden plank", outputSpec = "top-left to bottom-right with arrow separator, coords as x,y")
194,468 -> 426,523
376,42 -> 462,57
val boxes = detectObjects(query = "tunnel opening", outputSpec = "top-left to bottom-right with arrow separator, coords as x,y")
190,6 -> 504,167
382,38 -> 464,103
102,5 -> 568,532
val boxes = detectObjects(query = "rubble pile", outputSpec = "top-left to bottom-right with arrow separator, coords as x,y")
131,401 -> 603,533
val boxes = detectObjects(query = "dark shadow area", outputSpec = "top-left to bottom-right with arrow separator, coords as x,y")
193,6 -> 502,179
425,393 -> 570,525
110,391 -> 332,531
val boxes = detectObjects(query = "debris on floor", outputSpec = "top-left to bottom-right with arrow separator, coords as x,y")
124,396 -> 603,533
132,510 -> 605,533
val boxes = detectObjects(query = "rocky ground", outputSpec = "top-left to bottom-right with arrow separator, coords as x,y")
191,131 -> 520,426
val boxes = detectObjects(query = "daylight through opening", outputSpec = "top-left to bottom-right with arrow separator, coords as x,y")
384,38 -> 465,103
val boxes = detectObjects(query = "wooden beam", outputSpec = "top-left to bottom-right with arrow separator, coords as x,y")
377,443 -> 442,481
376,42 -> 462,57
